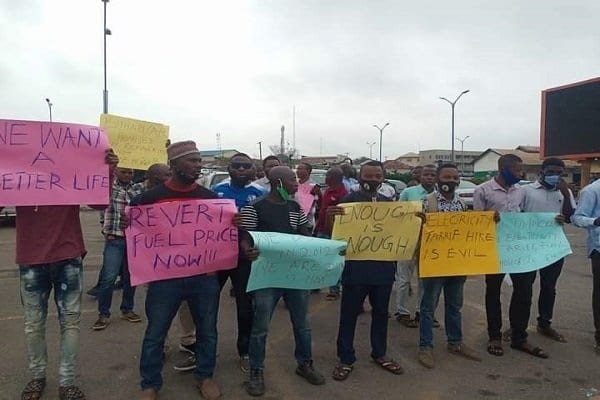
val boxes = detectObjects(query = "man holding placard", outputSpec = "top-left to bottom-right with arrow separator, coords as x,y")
474,154 -> 547,358
329,161 -> 404,381
134,141 -> 223,400
521,158 -> 575,343
417,163 -> 481,369
240,166 -> 325,397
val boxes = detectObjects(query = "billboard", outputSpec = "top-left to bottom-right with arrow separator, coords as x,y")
540,77 -> 600,159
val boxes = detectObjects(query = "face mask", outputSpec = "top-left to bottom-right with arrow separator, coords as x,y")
438,181 -> 458,194
360,180 -> 381,193
543,174 -> 560,187
277,180 -> 290,201
500,168 -> 520,186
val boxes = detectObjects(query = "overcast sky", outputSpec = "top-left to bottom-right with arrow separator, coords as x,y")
1,0 -> 598,160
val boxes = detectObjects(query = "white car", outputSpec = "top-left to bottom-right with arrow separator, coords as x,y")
455,179 -> 478,209
198,171 -> 230,189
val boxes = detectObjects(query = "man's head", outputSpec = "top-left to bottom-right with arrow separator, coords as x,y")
262,156 -> 281,178
411,166 -> 424,181
255,165 -> 265,179
146,163 -> 171,188
421,164 -> 437,189
340,163 -> 355,179
167,140 -> 202,185
228,153 -> 256,186
359,161 -> 385,193
269,166 -> 298,197
115,167 -> 134,184
296,162 -> 312,182
437,163 -> 460,195
497,154 -> 523,186
540,157 -> 565,188
325,167 -> 344,188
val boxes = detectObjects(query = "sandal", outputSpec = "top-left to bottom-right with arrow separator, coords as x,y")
396,314 -> 418,328
537,326 -> 567,343
22,379 -> 46,400
487,340 -> 504,357
510,342 -> 549,359
373,357 -> 404,375
325,293 -> 340,301
332,364 -> 353,381
59,385 -> 86,400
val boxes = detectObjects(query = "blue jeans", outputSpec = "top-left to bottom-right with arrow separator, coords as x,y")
419,276 -> 466,349
140,274 -> 219,390
19,258 -> 83,386
316,233 -> 340,293
249,288 -> 312,370
97,237 -> 135,317
337,284 -> 392,365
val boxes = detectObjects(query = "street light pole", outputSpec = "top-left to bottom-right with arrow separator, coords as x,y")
439,90 -> 470,162
455,135 -> 470,175
102,0 -> 111,114
257,141 -> 263,160
45,98 -> 53,122
373,122 -> 390,161
366,141 -> 376,159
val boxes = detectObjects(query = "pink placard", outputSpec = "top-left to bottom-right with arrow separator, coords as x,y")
126,199 -> 239,286
0,119 -> 110,206
296,183 -> 316,217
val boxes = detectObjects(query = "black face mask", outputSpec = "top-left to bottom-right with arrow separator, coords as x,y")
360,180 -> 381,193
175,169 -> 197,185
438,181 -> 458,194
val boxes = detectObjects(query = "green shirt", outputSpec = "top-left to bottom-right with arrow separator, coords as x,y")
399,184 -> 433,201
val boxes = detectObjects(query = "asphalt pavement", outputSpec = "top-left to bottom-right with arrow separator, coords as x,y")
0,210 -> 599,399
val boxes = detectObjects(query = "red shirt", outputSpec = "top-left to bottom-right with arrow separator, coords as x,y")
15,206 -> 86,265
315,185 -> 348,234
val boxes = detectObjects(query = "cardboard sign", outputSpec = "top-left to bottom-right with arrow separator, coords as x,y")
332,201 -> 422,261
126,199 -> 238,285
246,232 -> 346,291
0,119 -> 110,206
100,114 -> 169,170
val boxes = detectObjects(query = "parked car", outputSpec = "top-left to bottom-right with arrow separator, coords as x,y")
198,171 -> 230,189
1,206 -> 16,225
456,179 -> 478,209
385,179 -> 408,199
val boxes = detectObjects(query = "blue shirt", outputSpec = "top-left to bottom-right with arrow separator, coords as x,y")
400,184 -> 432,202
212,181 -> 266,210
572,179 -> 600,256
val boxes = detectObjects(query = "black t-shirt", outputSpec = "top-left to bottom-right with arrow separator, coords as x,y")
240,197 -> 308,234
339,190 -> 397,286
129,182 -> 218,206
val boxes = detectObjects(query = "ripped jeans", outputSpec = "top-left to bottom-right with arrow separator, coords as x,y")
19,258 -> 83,386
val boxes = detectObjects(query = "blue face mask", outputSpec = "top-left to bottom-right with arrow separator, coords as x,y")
500,168 -> 520,186
543,174 -> 560,187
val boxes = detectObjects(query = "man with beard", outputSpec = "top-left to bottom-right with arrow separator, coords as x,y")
135,141 -> 224,400
329,161 -> 404,382
212,153 -> 266,372
254,156 -> 281,192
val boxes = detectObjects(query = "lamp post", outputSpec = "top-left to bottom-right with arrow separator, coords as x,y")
257,141 -> 263,160
366,141 -> 376,159
102,0 -> 111,114
373,122 -> 390,161
439,90 -> 470,162
45,98 -> 53,122
455,135 -> 470,175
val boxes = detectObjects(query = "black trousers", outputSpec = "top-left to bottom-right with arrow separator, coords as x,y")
485,271 -> 537,346
218,258 -> 253,357
537,259 -> 564,328
591,251 -> 600,344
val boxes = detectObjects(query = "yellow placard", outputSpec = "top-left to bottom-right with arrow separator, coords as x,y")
100,114 -> 169,170
419,211 -> 500,277
331,201 -> 422,261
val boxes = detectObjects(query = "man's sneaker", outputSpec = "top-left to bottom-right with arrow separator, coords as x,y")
418,348 -> 435,369
447,343 -> 481,361
121,311 -> 142,323
179,343 -> 196,355
58,385 -> 86,400
240,355 -> 250,373
295,361 -> 325,385
173,354 -> 196,372
92,316 -> 110,331
245,368 -> 265,397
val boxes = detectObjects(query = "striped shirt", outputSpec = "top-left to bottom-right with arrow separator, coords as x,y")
240,197 -> 308,233
102,180 -> 146,237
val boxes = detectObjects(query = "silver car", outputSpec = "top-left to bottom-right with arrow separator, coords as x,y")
455,179 -> 478,209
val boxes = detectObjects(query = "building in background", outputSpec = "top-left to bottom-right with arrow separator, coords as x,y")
472,146 -> 581,183
396,152 -> 420,167
418,149 -> 483,176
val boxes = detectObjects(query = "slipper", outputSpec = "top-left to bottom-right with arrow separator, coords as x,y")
373,357 -> 404,375
487,340 -> 504,357
22,378 -> 46,400
510,343 -> 549,359
332,364 -> 353,381
537,326 -> 567,343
